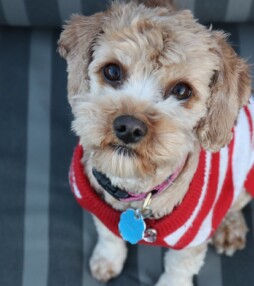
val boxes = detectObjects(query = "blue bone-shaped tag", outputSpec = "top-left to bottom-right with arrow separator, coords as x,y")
118,209 -> 146,244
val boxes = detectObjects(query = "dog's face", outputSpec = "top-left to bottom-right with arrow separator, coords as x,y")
59,2 -> 250,197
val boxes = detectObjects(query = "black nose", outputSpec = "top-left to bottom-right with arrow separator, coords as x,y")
113,115 -> 147,144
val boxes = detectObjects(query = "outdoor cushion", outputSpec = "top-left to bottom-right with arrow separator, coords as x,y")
0,9 -> 254,286
0,0 -> 254,27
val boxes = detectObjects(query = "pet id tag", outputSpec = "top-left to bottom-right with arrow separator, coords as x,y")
118,209 -> 146,244
118,192 -> 153,244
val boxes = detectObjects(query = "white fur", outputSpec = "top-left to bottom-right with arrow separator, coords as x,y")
90,216 -> 127,282
155,244 -> 207,286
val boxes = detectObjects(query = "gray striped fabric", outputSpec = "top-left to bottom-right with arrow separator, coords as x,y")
22,29 -> 52,286
0,23 -> 254,286
1,0 -> 254,27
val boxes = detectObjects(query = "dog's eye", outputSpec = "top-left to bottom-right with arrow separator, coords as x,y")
103,64 -> 121,82
170,83 -> 192,100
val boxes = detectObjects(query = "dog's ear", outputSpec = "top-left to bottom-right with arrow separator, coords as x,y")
58,13 -> 104,102
58,13 -> 103,59
196,31 -> 251,152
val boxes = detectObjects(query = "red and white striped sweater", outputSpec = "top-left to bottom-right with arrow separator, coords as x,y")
69,103 -> 254,250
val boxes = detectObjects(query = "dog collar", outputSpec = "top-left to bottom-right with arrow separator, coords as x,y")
69,105 -> 254,248
69,144 -> 206,248
92,156 -> 187,202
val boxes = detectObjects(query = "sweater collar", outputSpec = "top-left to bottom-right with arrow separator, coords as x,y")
69,145 -> 206,247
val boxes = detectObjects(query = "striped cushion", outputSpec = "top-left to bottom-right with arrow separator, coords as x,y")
0,0 -> 254,27
0,23 -> 254,286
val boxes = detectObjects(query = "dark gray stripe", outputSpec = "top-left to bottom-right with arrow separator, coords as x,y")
250,1 -> 254,21
2,0 -> 29,26
24,0 -> 61,26
82,212 -> 101,286
137,245 -> 163,285
81,0 -> 108,16
0,27 -> 30,286
212,23 -> 240,54
197,247 -> 223,286
48,30 -> 82,286
195,0 -> 229,23
57,0 -> 82,24
0,0 -> 6,24
252,201 -> 254,245
22,29 -> 52,286
108,244 -> 140,286
238,23 -> 254,88
193,275 -> 198,286
238,23 -> 254,59
176,0 -> 196,12
225,0 -> 253,22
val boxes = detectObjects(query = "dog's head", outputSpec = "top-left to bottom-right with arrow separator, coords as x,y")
58,1 -> 251,196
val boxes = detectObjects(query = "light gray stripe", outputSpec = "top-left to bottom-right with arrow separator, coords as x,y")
225,0 -> 253,22
57,0 -> 82,23
2,0 -> 29,26
22,30 -> 52,286
238,24 -> 254,88
82,212 -> 101,286
175,0 -> 195,12
197,247 -> 223,286
137,245 -> 163,285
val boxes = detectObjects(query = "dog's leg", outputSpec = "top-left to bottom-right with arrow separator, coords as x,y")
155,243 -> 207,286
89,216 -> 127,282
212,210 -> 248,256
212,190 -> 251,256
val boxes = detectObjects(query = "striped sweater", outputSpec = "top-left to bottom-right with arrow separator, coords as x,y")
69,103 -> 254,250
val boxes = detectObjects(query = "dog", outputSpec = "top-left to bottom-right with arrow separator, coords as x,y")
58,1 -> 254,285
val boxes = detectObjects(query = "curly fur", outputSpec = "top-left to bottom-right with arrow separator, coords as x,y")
58,1 -> 251,285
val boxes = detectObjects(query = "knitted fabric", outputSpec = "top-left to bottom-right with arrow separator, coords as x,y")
69,105 -> 254,250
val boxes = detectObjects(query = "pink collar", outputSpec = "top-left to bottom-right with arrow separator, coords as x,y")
69,144 -> 206,248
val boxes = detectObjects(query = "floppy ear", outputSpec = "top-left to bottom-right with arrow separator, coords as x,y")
58,13 -> 104,103
196,31 -> 251,152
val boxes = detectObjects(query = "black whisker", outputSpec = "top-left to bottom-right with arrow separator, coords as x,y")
111,144 -> 135,157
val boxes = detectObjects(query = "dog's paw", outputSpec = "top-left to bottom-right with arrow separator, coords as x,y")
89,240 -> 127,282
212,210 -> 248,256
90,255 -> 120,283
155,273 -> 193,286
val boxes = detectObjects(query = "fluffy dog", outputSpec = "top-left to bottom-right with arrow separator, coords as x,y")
58,1 -> 254,285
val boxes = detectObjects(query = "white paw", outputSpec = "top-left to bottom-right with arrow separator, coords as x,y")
155,273 -> 193,286
89,240 -> 127,282
90,255 -> 121,283
212,211 -> 248,256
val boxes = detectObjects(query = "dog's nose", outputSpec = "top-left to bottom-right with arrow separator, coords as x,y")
113,115 -> 147,144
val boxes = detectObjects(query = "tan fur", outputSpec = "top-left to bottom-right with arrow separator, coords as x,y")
58,13 -> 104,103
197,32 -> 251,152
212,210 -> 249,256
59,1 -> 252,285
